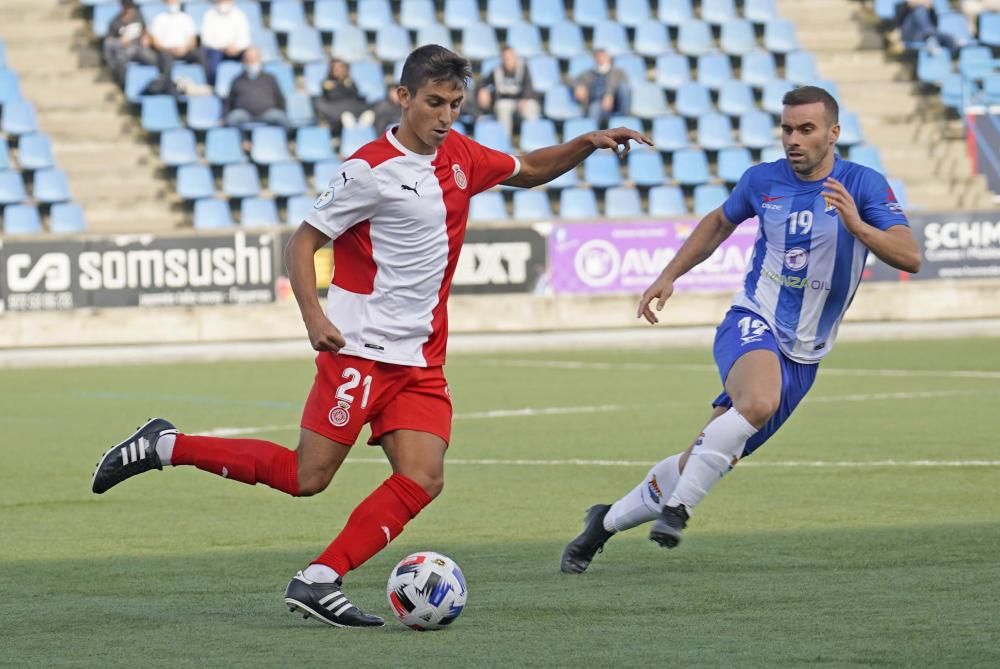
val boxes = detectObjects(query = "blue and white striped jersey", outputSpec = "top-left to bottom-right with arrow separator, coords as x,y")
722,156 -> 908,363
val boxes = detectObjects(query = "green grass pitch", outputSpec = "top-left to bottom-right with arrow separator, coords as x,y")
2,337 -> 998,668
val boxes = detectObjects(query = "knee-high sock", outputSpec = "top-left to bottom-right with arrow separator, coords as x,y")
170,434 -> 299,496
603,453 -> 683,532
666,407 -> 757,511
314,474 -> 432,577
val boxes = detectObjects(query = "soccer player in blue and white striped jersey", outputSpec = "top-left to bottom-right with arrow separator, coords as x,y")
562,86 -> 921,573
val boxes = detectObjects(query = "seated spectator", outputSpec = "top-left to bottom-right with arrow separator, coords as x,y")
477,46 -> 541,137
314,59 -> 374,134
895,0 -> 968,53
961,0 -> 1000,32
200,0 -> 251,85
149,0 -> 206,76
224,47 -> 290,128
573,48 -> 631,127
102,0 -> 157,84
372,85 -> 401,134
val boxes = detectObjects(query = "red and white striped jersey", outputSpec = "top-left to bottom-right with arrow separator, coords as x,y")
304,127 -> 519,367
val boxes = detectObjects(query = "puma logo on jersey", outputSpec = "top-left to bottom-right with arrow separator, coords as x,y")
341,171 -> 354,187
400,182 -> 420,196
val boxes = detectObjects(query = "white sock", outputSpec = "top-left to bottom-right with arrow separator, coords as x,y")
155,432 -> 176,466
603,453 -> 683,532
666,408 -> 758,510
303,564 -> 341,583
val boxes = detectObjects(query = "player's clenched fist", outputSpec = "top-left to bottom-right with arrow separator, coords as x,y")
306,316 -> 347,352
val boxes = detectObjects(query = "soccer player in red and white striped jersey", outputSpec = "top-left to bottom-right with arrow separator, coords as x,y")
92,45 -> 651,627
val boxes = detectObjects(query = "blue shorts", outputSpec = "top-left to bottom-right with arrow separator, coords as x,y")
711,307 -> 819,458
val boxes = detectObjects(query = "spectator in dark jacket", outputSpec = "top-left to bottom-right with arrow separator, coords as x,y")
371,85 -> 401,134
103,0 -> 158,84
314,59 -> 374,135
573,48 -> 631,126
477,46 -> 540,137
224,47 -> 289,128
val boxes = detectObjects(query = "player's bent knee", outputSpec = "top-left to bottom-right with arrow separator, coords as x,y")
297,469 -> 335,497
734,397 -> 779,428
409,472 -> 444,499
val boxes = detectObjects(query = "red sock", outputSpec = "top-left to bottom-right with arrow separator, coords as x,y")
172,434 -> 299,496
314,473 -> 432,576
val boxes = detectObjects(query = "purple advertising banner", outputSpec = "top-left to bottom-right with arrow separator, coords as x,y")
548,220 -> 760,295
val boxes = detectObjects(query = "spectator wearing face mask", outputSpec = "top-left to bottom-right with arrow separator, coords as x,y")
200,0 -> 251,85
149,0 -> 206,77
224,47 -> 290,128
573,48 -> 631,127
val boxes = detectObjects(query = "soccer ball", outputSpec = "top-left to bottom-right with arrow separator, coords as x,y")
386,551 -> 468,630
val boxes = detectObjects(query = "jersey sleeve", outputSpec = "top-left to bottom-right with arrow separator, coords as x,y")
857,169 -> 909,231
722,166 -> 756,224
466,137 -> 520,195
304,158 -> 380,240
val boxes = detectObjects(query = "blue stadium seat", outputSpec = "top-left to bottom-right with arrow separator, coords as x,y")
177,164 -> 216,199
837,111 -> 864,147
627,148 -> 665,187
519,118 -> 558,152
0,170 -> 27,204
760,144 -> 785,162
313,159 -> 340,190
93,3 -> 120,37
559,188 -> 598,218
171,62 -> 207,88
357,0 -> 393,31
739,110 -> 775,148
744,0 -> 777,23
205,127 -> 246,165
761,79 -> 795,115
314,0 -> 350,31
213,60 -> 244,98
250,126 -> 291,164
694,183 -> 729,216
268,161 -> 307,197
49,202 -> 87,234
474,118 -> 514,153
416,23 -> 454,50
237,1 -> 264,28
702,0 -> 736,24
33,168 -> 71,203
159,128 -> 199,167
696,52 -> 733,90
287,26 -> 325,64
982,73 -> 1000,105
268,0 -> 307,33
286,194 -> 314,225
223,162 -> 262,198
508,22 -> 544,58
140,95 -> 181,133
17,133 -> 55,171
462,24 -> 500,61
740,50 -> 777,87
469,191 -> 507,221
677,20 -> 714,56
487,0 -> 523,27
563,116 -> 598,141
605,186 -> 642,217
124,63 -> 160,103
340,125 -> 377,157
543,85 -> 582,121
785,51 -> 818,86
548,165 -> 580,189
634,23 -> 671,57
512,189 -> 552,220
567,53 -> 596,79
376,24 -> 414,63
548,22 -> 586,59
940,73 -> 974,110
480,56 -> 501,78
979,12 -> 1000,47
720,19 -> 757,56
584,152 -> 623,188
671,148 -> 710,185
188,94 -> 223,131
574,0 -> 609,27
958,45 -> 994,80
655,53 -> 692,90
530,0 -> 565,27
593,23 -> 630,56
252,28 -> 281,62
848,144 -> 886,174
617,0 -> 652,27
2,99 -> 38,135
240,197 -> 280,227
139,3 -> 167,26
187,2 -> 213,34
3,204 -> 42,234
0,137 -> 8,171
874,0 -> 901,21
938,12 -> 973,47
444,0 -> 480,28
648,185 -> 688,217
194,198 -> 234,229
527,56 -> 560,90
614,54 -> 647,86
651,114 -> 689,151
608,114 -> 641,131
286,93 -> 316,128
296,126 -> 335,163
916,46 -> 953,85
697,112 -> 734,150
718,80 -> 755,116
630,83 -> 668,119
674,82 -> 713,118
331,26 -> 368,63
303,61 -> 328,97
263,61 -> 296,99
717,146 -> 752,183
658,0 -> 693,26
763,18 -> 799,53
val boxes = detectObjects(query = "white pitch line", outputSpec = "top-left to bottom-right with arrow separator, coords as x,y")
340,457 -> 1000,468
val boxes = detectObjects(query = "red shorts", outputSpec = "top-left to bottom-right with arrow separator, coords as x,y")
301,352 -> 453,447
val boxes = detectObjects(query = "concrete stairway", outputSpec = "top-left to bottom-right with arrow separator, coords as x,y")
0,0 -> 184,233
777,0 -> 998,212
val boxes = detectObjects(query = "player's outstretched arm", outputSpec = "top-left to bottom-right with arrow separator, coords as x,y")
503,127 -> 653,188
638,207 -> 738,324
284,223 -> 347,352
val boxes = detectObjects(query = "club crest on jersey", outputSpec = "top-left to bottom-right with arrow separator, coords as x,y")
328,400 -> 351,427
822,194 -> 837,214
314,187 -> 335,210
452,163 -> 467,190
784,247 -> 809,271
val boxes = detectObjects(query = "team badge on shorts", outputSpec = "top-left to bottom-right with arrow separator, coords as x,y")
314,187 -> 335,210
328,400 -> 351,427
452,164 -> 467,190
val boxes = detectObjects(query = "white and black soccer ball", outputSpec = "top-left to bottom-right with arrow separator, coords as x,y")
386,551 -> 468,630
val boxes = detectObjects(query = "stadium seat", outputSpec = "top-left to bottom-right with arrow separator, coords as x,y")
140,95 -> 181,133
286,194 -> 314,225
567,53 -> 597,80
701,0 -> 737,25
487,0 -> 523,27
250,126 -> 291,164
185,2 -> 213,29
213,61 -> 244,98
527,56 -> 560,91
940,73 -> 972,110
674,82 -> 713,118
739,110 -> 776,148
263,61 -> 295,99
848,144 -> 886,174
584,152 -> 623,188
512,189 -> 552,220
549,165 -> 581,189
331,26 -> 368,63
469,191 -> 507,221
33,168 -> 71,203
268,161 -> 307,197
0,137 -> 8,171
375,24 -> 414,63
0,170 -> 27,204
462,23 -> 500,61
658,0 -> 693,26
873,0 -> 901,22
744,0 -> 778,23
350,61 -> 386,103
223,162 -> 262,198
237,1 -> 264,29
252,28 -> 281,63
938,12 -> 973,47
717,146 -> 753,183
718,80 -> 756,116
696,53 -> 734,90
763,18 -> 799,53
836,111 -> 864,147
634,23 -> 671,57
608,114 -> 642,132
415,23 -> 454,50
444,0 -> 481,28
720,19 -> 757,56
286,93 -> 316,128
49,202 -> 87,234
0,64 -> 16,102
697,112 -> 734,150
529,0 -> 565,27
357,0 -> 393,31
2,203 -> 42,234
677,20 -> 714,56
605,186 -> 642,217
760,144 -> 785,162
649,185 -> 688,217
563,117 -> 598,142
295,126 -> 335,163
340,125 -> 377,157
559,188 -> 598,219
626,149 -> 666,187
592,23 -> 630,56
671,148 -> 710,185
548,22 -> 586,60
2,98 -> 38,135
474,118 -> 513,153
314,0 -> 350,32
740,50 -> 777,87
17,133 -> 55,171
982,73 -> 1000,105
761,79 -> 795,115
617,0 -> 652,28
93,3 -> 120,38
286,26 -> 325,64
651,114 -> 690,151
543,86 -> 582,122
979,12 -> 1000,47
574,0 -> 609,27
205,127 -> 246,165
507,22 -> 544,58
159,128 -> 199,167
268,0 -> 307,33
186,94 -> 222,131
139,3 -> 168,26
630,83 -> 668,119
694,183 -> 729,215
177,164 -> 216,200
240,197 -> 280,227
916,46 -> 953,85
958,46 -> 994,80
785,51 -> 818,86
519,119 -> 558,152
193,198 -> 234,229
170,62 -> 207,89
655,53 -> 692,90
124,63 -> 160,103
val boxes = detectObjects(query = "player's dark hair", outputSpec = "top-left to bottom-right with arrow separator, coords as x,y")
782,85 -> 839,125
400,45 -> 472,96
